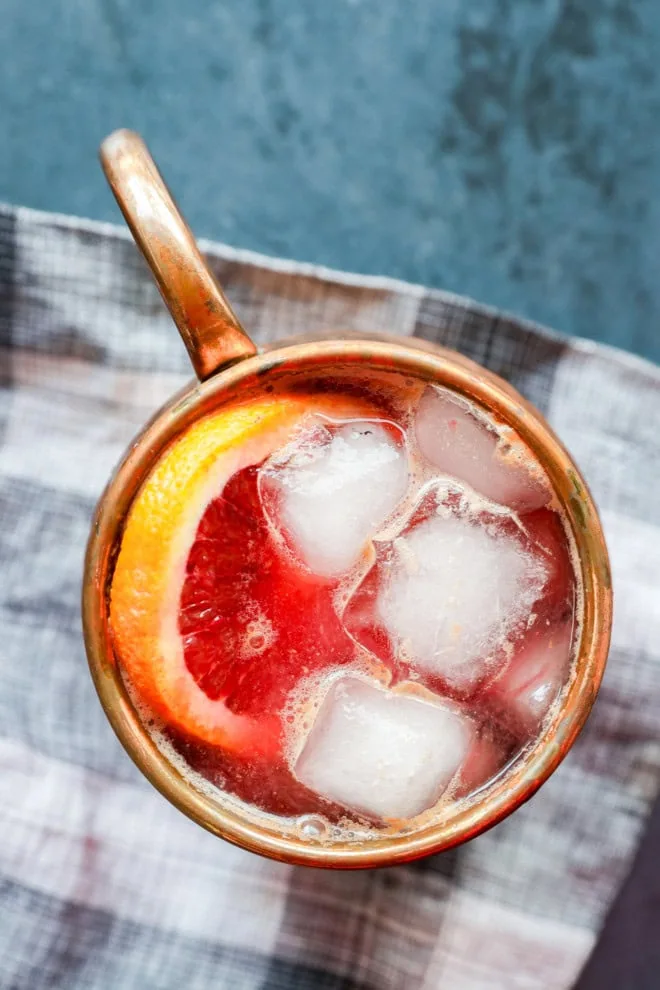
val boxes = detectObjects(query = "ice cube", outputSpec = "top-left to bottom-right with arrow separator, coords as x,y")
492,621 -> 573,730
377,513 -> 548,691
415,386 -> 550,511
262,420 -> 408,577
454,733 -> 506,798
294,677 -> 472,820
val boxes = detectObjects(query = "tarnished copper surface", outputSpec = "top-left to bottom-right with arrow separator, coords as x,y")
99,130 -> 256,379
83,132 -> 612,869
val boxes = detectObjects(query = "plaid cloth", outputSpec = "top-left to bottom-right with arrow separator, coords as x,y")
1,201 -> 659,990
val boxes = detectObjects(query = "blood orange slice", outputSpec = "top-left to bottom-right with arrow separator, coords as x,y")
109,395 -> 379,759
178,460 -> 355,718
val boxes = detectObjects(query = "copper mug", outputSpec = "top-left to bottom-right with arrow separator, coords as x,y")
83,129 -> 612,868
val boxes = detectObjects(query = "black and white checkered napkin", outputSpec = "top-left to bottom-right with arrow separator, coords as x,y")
1,202 -> 659,989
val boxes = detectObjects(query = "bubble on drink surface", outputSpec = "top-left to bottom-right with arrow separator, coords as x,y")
296,814 -> 329,840
377,511 -> 549,692
294,676 -> 473,821
415,386 -> 550,511
240,611 -> 276,657
491,619 -> 574,731
260,419 -> 409,577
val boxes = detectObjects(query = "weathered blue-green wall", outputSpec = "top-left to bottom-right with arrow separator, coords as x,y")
1,0 -> 658,361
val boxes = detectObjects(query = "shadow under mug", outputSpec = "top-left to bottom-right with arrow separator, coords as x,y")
82,130 -> 612,868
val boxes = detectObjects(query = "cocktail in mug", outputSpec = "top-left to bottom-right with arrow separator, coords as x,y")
84,131 -> 611,866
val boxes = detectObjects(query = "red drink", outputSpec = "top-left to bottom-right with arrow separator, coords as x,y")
110,370 -> 577,839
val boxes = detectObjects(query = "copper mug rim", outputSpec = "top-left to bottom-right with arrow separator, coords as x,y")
83,131 -> 613,868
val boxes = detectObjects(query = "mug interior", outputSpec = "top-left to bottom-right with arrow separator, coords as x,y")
83,338 -> 611,867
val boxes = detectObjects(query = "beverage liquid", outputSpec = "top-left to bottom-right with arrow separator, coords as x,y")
110,369 -> 579,842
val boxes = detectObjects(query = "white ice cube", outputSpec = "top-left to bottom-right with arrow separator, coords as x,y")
378,513 -> 548,691
263,420 -> 408,577
415,386 -> 550,511
295,677 -> 472,820
493,621 -> 573,729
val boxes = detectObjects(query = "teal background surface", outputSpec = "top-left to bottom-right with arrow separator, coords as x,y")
1,0 -> 658,362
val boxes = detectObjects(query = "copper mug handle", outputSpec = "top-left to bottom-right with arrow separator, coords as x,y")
100,129 -> 257,380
